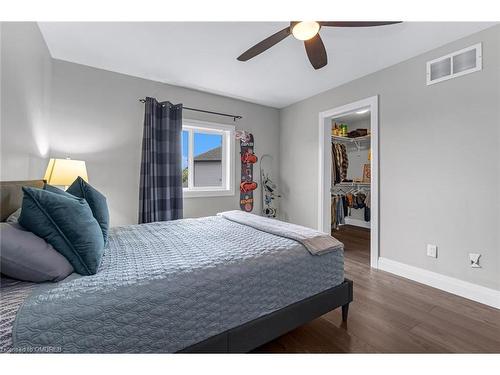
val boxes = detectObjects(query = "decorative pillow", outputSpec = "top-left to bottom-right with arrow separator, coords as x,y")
18,187 -> 104,276
44,183 -> 74,197
45,181 -> 109,244
0,222 -> 74,282
67,177 -> 109,244
6,208 -> 21,223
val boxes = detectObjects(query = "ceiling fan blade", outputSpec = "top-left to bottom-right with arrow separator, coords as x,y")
237,27 -> 291,61
304,34 -> 327,70
319,21 -> 402,27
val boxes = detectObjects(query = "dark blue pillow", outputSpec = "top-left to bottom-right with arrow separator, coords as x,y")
66,177 -> 109,244
18,187 -> 104,275
44,183 -> 75,197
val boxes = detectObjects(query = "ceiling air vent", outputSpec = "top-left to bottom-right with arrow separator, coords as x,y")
426,43 -> 482,85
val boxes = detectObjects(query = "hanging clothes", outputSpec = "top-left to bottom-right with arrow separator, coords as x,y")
331,144 -> 339,184
364,206 -> 371,222
331,143 -> 349,184
342,196 -> 348,217
364,192 -> 371,222
337,196 -> 345,227
331,196 -> 337,229
331,194 -> 346,230
339,144 -> 348,181
339,188 -> 371,223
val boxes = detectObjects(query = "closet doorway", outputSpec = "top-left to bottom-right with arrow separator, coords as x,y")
318,96 -> 379,268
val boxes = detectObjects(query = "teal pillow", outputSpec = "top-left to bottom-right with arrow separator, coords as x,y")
18,187 -> 104,275
66,177 -> 109,244
44,183 -> 75,197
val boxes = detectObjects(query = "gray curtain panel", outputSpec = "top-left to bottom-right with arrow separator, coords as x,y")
139,97 -> 183,223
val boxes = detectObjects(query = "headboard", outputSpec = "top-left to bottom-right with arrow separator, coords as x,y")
0,180 -> 45,221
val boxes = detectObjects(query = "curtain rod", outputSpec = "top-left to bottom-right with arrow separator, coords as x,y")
139,99 -> 242,121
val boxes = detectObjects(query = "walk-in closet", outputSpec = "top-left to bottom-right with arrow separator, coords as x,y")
330,109 -> 371,265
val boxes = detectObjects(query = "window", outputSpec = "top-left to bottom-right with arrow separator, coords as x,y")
182,119 -> 235,197
426,43 -> 482,85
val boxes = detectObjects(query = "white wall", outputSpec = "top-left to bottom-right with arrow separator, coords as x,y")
0,22 -> 52,180
48,60 -> 280,225
280,25 -> 500,291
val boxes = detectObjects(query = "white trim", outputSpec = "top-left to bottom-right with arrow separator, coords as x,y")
318,95 -> 379,268
378,257 -> 500,309
183,188 -> 235,198
183,118 -> 236,132
182,118 -> 235,198
344,218 -> 371,229
187,128 -> 194,189
426,43 -> 482,85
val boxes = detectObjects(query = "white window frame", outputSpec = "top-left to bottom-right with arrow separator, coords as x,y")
182,119 -> 235,198
426,43 -> 482,85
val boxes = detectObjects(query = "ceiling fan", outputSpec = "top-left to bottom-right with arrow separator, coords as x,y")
237,21 -> 402,70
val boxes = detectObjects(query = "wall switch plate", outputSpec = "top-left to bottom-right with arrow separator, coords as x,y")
469,253 -> 481,268
427,244 -> 438,258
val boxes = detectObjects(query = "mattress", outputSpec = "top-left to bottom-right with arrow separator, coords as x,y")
2,215 -> 344,353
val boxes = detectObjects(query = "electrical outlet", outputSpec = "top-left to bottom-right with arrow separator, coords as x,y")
426,244 -> 438,258
469,253 -> 481,268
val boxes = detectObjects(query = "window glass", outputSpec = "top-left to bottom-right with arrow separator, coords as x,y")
181,121 -> 234,197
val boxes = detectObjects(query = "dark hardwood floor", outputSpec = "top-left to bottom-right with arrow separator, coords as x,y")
332,225 -> 371,265
255,225 -> 500,353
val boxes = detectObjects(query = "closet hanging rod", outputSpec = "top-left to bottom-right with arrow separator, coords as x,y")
138,98 -> 242,121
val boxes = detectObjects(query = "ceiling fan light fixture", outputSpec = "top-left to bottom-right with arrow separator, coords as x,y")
291,21 -> 320,41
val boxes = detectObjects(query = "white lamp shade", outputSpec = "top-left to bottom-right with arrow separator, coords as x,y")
44,158 -> 88,186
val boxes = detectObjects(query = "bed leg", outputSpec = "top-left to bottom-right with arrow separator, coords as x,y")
341,303 -> 349,321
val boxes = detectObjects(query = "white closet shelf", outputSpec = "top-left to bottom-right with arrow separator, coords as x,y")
330,182 -> 371,193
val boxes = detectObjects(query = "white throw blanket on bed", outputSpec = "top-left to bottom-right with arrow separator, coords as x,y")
218,211 -> 343,255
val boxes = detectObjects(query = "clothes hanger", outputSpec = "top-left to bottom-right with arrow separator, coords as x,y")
334,186 -> 346,195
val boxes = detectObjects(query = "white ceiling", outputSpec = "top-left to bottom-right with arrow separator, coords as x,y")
38,22 -> 496,108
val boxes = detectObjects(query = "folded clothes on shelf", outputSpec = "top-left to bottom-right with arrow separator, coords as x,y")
347,128 -> 368,138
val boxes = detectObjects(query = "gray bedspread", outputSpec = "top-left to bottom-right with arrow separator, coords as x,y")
0,278 -> 34,353
219,210 -> 343,255
7,215 -> 344,353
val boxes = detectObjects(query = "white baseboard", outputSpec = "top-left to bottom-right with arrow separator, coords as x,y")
378,257 -> 500,309
344,218 -> 370,229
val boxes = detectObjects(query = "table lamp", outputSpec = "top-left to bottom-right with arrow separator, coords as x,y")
44,158 -> 88,190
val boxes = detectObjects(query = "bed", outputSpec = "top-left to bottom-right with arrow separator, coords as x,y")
0,180 -> 352,353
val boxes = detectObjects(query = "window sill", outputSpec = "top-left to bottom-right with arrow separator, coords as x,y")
183,188 -> 235,198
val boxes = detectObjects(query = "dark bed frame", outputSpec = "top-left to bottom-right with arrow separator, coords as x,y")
179,279 -> 353,353
1,180 -> 353,354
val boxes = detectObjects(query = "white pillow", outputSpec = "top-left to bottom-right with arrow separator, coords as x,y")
6,208 -> 21,223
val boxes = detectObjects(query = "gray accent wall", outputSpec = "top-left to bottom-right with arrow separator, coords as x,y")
1,23 -> 280,226
280,25 -> 500,290
1,22 -> 52,180
48,60 -> 280,225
